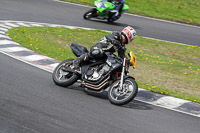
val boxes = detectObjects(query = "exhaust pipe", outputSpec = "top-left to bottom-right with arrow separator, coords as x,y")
80,76 -> 110,90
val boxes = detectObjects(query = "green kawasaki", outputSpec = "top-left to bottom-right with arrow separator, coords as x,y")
83,0 -> 129,22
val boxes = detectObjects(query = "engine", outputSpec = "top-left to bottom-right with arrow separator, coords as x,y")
84,64 -> 110,81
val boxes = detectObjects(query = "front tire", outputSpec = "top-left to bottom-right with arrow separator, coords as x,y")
108,78 -> 138,106
52,59 -> 78,87
83,8 -> 97,19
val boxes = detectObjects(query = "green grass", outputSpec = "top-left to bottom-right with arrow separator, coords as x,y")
6,26 -> 200,103
61,0 -> 200,25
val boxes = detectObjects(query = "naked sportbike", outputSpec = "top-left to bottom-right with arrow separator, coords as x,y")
52,43 -> 138,105
83,0 -> 129,22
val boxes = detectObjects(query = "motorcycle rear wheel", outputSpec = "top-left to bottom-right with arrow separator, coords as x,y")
108,78 -> 138,106
52,59 -> 78,87
107,17 -> 114,22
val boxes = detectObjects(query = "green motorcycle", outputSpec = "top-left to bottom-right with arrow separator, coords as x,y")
83,0 -> 129,22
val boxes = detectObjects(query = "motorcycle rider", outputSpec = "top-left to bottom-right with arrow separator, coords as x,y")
108,0 -> 125,21
72,26 -> 136,71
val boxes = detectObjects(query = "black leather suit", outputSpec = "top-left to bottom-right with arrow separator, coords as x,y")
73,31 -> 125,68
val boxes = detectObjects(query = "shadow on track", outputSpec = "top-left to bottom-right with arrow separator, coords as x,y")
68,84 -> 152,110
122,100 -> 152,110
83,19 -> 141,30
86,91 -> 152,110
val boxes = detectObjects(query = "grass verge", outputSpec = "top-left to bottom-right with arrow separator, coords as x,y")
6,26 -> 200,103
60,0 -> 200,26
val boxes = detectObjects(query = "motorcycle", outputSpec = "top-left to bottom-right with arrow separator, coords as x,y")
83,0 -> 129,22
52,42 -> 138,105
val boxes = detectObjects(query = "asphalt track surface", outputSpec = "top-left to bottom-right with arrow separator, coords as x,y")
0,0 -> 200,133
0,0 -> 200,46
0,52 -> 200,133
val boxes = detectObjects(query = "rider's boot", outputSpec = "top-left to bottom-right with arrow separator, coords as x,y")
72,53 -> 90,72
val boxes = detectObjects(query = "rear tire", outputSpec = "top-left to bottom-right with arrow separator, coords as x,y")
52,59 -> 78,87
108,78 -> 138,106
107,14 -> 121,22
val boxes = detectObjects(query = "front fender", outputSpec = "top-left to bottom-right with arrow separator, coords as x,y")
124,75 -> 135,80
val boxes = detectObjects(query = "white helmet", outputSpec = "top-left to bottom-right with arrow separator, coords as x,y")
121,26 -> 136,44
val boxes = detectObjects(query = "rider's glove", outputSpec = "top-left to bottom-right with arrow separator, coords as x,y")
111,40 -> 121,47
112,31 -> 121,40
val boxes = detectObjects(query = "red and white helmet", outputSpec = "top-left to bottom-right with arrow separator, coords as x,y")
121,26 -> 136,44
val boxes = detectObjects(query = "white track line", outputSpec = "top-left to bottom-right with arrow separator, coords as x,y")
151,96 -> 189,108
141,36 -> 190,46
53,0 -> 90,8
0,50 -> 53,73
0,40 -> 19,45
48,63 -> 59,68
0,31 -> 5,34
0,24 -> 12,29
29,24 -> 44,27
1,47 -> 32,52
0,27 -> 8,32
135,98 -> 200,118
16,22 -> 31,27
0,35 -> 11,39
22,55 -> 49,61
4,22 -> 20,27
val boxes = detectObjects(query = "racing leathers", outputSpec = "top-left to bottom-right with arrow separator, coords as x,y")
73,31 -> 125,69
108,0 -> 125,20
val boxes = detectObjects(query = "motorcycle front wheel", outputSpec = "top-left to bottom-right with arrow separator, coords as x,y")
108,78 -> 138,106
52,59 -> 78,87
83,8 -> 97,19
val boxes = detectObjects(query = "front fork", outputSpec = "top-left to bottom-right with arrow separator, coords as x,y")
119,57 -> 126,91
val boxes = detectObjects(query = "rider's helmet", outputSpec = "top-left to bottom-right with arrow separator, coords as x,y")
121,26 -> 136,44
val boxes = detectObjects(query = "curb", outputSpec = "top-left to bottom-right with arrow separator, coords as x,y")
0,20 -> 199,117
